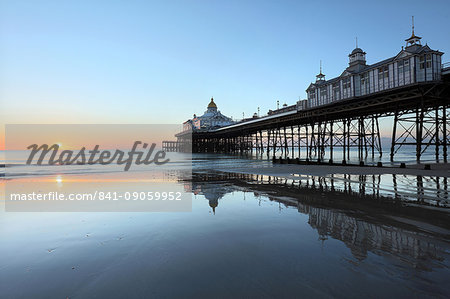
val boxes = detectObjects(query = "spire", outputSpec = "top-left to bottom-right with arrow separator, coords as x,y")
356,36 -> 358,48
316,60 -> 325,82
405,16 -> 421,47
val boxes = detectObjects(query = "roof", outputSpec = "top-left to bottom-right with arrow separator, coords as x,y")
306,44 -> 443,92
405,33 -> 421,42
316,72 -> 325,78
365,56 -> 395,70
350,47 -> 366,56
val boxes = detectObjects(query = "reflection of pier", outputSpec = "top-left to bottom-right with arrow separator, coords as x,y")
185,171 -> 449,270
300,203 -> 444,266
287,173 -> 449,207
188,171 -> 449,207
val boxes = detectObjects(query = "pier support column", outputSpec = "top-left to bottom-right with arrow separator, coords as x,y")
390,104 -> 447,163
390,110 -> 398,162
444,105 -> 448,162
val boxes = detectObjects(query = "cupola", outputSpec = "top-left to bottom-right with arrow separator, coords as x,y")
315,61 -> 326,83
207,97 -> 217,109
405,16 -> 421,49
348,38 -> 366,66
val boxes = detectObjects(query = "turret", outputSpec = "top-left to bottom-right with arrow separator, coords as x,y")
349,38 -> 366,66
315,61 -> 326,83
405,16 -> 421,51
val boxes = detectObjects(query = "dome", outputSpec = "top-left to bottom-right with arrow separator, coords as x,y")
208,97 -> 217,108
350,47 -> 365,55
193,97 -> 234,130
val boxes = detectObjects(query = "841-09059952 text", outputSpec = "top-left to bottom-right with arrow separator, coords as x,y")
9,191 -> 183,201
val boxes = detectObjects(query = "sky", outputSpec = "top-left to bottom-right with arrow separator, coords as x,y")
1,0 -> 450,148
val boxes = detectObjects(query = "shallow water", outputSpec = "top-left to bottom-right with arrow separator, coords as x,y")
0,155 -> 449,298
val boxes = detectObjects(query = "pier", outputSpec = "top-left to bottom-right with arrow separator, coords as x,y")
176,74 -> 450,162
173,40 -> 450,163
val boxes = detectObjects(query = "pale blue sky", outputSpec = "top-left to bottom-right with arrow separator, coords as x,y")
1,0 -> 449,133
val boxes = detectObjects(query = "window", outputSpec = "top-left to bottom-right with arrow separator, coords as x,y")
342,77 -> 351,98
398,61 -> 404,74
378,66 -> 389,89
309,89 -> 315,101
320,86 -> 328,104
361,72 -> 369,84
420,56 -> 425,69
343,77 -> 351,89
398,59 -> 409,76
333,83 -> 340,100
378,66 -> 388,80
361,72 -> 369,94
426,54 -> 432,68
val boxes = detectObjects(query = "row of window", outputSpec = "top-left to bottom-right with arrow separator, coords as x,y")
309,54 -> 437,103
309,81 -> 351,102
376,56 -> 431,88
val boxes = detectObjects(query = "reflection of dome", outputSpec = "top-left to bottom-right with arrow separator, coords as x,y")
202,186 -> 222,215
207,97 -> 217,108
190,181 -> 234,215
209,199 -> 218,214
